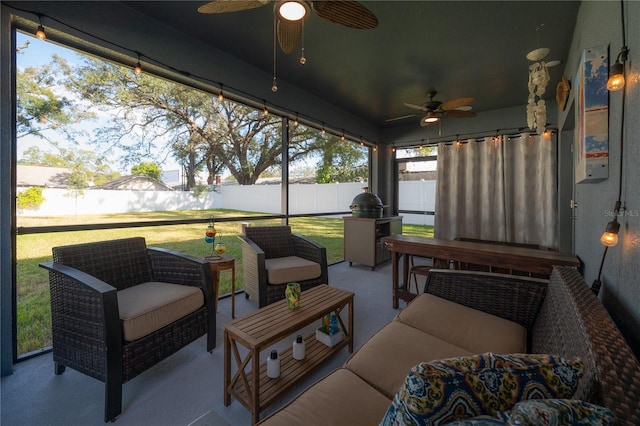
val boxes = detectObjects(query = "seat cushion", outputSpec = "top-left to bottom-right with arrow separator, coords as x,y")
344,321 -> 473,398
397,294 -> 527,354
257,368 -> 391,426
265,256 -> 321,285
117,282 -> 204,341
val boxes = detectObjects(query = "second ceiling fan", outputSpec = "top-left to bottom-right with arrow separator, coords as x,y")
389,91 -> 477,126
197,0 -> 378,54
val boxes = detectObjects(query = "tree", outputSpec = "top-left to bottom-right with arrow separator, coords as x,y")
131,162 -> 162,180
18,146 -> 120,186
16,53 -> 94,142
58,55 -> 328,187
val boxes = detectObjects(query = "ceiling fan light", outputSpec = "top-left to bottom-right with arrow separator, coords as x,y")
277,1 -> 308,22
422,113 -> 440,125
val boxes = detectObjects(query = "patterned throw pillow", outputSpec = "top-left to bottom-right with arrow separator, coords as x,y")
496,399 -> 614,425
380,353 -> 584,426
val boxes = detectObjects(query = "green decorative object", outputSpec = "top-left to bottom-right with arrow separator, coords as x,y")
285,283 -> 301,310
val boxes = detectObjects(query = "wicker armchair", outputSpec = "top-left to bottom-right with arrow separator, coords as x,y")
239,226 -> 328,308
39,237 -> 216,422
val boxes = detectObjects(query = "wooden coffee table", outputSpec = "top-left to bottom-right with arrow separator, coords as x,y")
223,285 -> 354,424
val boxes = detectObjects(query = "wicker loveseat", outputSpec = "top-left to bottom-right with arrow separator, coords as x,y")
259,266 -> 640,425
40,237 -> 216,422
239,226 -> 328,308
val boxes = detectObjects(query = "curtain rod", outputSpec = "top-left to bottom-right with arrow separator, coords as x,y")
394,126 -> 557,148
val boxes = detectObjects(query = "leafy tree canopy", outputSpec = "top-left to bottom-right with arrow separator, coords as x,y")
131,162 -> 162,180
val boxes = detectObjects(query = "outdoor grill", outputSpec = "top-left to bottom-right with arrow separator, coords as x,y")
350,188 -> 383,218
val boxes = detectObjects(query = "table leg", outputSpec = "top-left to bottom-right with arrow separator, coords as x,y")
224,330 -> 230,406
348,296 -> 354,353
231,262 -> 236,319
251,348 -> 260,424
215,270 -> 221,312
392,251 -> 399,309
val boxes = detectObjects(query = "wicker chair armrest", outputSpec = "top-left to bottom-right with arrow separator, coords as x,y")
424,269 -> 548,330
39,262 -> 120,348
292,234 -> 327,265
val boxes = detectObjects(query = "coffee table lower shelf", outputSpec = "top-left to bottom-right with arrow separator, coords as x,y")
229,334 -> 349,413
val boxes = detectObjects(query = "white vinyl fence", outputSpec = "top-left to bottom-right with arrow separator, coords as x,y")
18,181 -> 436,225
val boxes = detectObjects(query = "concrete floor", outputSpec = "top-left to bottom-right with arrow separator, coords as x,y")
1,260 -> 415,426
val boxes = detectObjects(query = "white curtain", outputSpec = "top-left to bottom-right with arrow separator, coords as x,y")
435,133 -> 558,249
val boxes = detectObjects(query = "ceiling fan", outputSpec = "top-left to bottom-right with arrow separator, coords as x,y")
388,91 -> 476,126
197,0 -> 379,54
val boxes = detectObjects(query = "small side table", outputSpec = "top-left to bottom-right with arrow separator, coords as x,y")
206,254 -> 236,319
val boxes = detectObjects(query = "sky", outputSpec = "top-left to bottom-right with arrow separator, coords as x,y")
16,30 -> 183,176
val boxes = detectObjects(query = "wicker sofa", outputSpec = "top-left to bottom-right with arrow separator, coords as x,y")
259,266 -> 640,425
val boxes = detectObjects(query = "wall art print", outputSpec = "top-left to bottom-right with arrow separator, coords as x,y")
575,45 -> 609,183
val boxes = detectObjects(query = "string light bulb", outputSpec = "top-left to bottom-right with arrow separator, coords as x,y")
218,85 -> 224,101
35,24 -> 46,40
34,14 -> 46,40
294,114 -> 299,126
133,52 -> 142,75
321,123 -> 326,135
263,102 -> 269,115
600,216 -> 620,247
607,47 -> 628,91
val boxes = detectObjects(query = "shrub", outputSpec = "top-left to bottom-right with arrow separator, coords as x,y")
17,187 -> 45,210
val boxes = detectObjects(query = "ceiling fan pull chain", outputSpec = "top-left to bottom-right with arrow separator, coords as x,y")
272,12 -> 278,92
300,20 -> 306,65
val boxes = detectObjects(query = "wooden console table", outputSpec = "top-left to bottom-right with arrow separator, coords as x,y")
224,285 -> 354,424
381,235 -> 581,309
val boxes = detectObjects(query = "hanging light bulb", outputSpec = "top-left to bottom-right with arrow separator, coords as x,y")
35,25 -> 46,40
218,84 -> 224,101
600,216 -> 620,247
294,114 -> 299,126
607,47 -> 628,91
263,102 -> 269,115
321,123 -> 326,135
272,77 -> 278,92
133,52 -> 142,75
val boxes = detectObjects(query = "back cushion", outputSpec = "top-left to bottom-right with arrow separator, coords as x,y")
245,226 -> 295,259
52,237 -> 153,290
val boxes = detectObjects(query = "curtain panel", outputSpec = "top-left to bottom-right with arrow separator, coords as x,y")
435,133 -> 558,249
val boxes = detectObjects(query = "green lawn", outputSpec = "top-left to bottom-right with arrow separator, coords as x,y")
16,209 -> 433,355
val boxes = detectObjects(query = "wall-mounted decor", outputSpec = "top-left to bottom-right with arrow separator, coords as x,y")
575,45 -> 609,183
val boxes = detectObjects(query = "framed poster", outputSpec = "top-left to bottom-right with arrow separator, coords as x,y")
574,45 -> 609,183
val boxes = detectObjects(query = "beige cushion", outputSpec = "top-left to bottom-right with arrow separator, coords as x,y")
265,256 -> 321,285
257,368 -> 391,426
117,282 -> 204,342
397,294 -> 527,354
344,321 -> 473,398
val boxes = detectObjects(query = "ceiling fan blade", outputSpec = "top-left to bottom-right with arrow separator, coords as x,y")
455,105 -> 473,111
385,114 -> 418,123
404,102 -> 428,112
441,110 -> 477,118
277,19 -> 302,54
312,0 -> 378,29
440,97 -> 475,110
197,0 -> 269,14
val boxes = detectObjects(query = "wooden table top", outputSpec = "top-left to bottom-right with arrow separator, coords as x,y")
381,235 -> 580,272
224,285 -> 354,350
